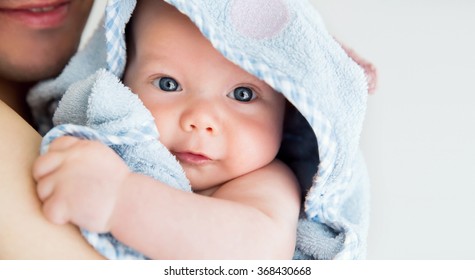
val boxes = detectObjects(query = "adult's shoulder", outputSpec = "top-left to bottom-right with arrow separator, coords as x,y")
0,101 -> 103,259
0,101 -> 41,168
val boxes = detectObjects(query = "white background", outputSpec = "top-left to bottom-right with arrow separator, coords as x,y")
82,0 -> 475,259
314,0 -> 475,259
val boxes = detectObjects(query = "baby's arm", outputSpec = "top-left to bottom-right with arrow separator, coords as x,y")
33,137 -> 301,259
113,158 -> 301,259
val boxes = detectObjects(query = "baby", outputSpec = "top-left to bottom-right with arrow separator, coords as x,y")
33,0 -> 300,259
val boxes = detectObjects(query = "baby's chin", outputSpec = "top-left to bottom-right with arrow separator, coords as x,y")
191,184 -> 221,197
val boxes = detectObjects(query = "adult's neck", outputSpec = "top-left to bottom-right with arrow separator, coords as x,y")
0,78 -> 34,126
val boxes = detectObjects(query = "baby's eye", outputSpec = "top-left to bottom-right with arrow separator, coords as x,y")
227,87 -> 256,102
152,77 -> 182,92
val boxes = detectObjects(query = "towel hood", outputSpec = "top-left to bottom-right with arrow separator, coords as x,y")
29,0 -> 370,259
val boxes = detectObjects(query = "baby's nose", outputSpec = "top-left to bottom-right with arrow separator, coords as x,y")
180,103 -> 220,135
188,123 -> 214,133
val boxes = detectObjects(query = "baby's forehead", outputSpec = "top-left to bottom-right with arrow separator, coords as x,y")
133,0 -> 193,28
131,0 -> 284,100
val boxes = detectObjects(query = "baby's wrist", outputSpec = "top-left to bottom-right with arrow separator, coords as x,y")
108,171 -> 134,234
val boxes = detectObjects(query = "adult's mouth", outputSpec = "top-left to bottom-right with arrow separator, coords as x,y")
0,1 -> 71,29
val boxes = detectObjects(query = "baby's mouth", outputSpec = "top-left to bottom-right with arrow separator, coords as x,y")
173,151 -> 212,165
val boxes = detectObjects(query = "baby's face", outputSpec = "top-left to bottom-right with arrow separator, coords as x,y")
124,0 -> 285,191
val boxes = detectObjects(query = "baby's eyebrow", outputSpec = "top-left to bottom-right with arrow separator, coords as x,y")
140,56 -> 178,74
141,54 -> 168,65
250,77 -> 276,93
239,75 -> 268,87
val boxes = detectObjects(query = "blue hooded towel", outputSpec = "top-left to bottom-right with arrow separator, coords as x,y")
28,0 -> 369,259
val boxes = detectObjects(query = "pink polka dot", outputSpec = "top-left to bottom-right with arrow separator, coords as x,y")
230,0 -> 289,40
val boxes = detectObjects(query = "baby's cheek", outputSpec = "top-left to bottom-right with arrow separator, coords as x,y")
154,120 -> 172,145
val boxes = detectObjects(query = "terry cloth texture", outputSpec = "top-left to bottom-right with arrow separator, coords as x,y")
40,69 -> 192,259
28,0 -> 370,259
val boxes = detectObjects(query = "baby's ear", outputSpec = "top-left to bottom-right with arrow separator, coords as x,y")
339,43 -> 378,94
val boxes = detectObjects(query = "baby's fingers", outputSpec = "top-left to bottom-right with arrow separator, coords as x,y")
32,151 -> 64,182
36,174 -> 56,202
48,136 -> 80,152
42,194 -> 70,225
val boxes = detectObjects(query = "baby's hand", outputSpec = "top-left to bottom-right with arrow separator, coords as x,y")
33,136 -> 130,233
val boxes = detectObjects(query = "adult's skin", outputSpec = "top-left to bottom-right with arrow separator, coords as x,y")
0,0 -> 103,259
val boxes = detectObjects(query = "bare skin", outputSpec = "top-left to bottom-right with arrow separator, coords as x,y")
0,0 -> 103,259
32,0 -> 301,259
0,102 -> 102,259
1,0 -> 375,259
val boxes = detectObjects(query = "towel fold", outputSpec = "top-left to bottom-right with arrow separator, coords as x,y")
40,69 -> 191,259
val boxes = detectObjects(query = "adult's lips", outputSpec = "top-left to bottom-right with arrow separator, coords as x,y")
0,1 -> 71,29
